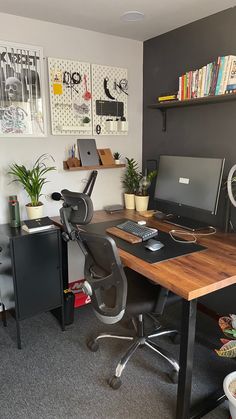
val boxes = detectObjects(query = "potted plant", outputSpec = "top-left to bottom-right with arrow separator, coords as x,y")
8,154 -> 56,220
122,157 -> 140,209
135,169 -> 157,212
113,152 -> 121,165
215,314 -> 236,419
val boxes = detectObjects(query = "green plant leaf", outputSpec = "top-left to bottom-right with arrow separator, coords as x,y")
8,154 -> 56,206
219,316 -> 232,332
215,340 -> 236,357
122,157 -> 140,194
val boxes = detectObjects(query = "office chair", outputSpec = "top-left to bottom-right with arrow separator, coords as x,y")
60,189 -> 180,389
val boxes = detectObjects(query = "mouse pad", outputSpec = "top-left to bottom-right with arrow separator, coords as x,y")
82,219 -> 206,264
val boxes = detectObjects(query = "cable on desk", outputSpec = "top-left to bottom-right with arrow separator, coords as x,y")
169,226 -> 216,244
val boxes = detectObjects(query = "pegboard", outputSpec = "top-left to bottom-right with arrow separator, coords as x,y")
48,57 -> 92,135
91,64 -> 128,136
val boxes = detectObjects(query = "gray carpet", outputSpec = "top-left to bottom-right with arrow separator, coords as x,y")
0,303 -> 233,419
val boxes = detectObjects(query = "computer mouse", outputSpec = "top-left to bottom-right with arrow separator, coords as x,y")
153,212 -> 167,220
145,239 -> 164,251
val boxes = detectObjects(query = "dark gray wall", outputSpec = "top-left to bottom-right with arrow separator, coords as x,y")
143,7 -> 236,228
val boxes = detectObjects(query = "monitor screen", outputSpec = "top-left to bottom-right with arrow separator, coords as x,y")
154,156 -> 225,214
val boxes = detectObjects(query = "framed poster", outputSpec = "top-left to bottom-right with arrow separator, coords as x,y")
48,57 -> 92,135
0,40 -> 46,137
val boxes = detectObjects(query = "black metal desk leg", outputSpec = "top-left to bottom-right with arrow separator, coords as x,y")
176,299 -> 197,419
61,303 -> 65,331
16,318 -> 22,349
1,303 -> 7,327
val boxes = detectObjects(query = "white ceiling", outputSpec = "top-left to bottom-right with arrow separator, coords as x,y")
0,0 -> 236,41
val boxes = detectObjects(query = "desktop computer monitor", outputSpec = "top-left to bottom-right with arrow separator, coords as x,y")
154,155 -> 225,230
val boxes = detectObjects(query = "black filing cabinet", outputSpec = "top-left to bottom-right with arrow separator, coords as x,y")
0,224 -> 64,348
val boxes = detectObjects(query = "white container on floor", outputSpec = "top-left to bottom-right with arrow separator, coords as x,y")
223,371 -> 236,419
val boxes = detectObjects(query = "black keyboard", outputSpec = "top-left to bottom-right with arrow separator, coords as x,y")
116,220 -> 158,241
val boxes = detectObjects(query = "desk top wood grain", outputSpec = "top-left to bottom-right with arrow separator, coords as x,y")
53,210 -> 236,301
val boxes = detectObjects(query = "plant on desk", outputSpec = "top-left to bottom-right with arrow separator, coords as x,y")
122,157 -> 140,209
8,154 -> 56,220
215,314 -> 236,419
135,169 -> 157,212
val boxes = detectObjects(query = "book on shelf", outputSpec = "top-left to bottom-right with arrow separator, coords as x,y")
225,57 -> 236,93
22,217 -> 56,233
177,55 -> 236,101
157,93 -> 177,102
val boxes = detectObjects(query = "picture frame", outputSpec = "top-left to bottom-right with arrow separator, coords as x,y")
0,40 -> 46,137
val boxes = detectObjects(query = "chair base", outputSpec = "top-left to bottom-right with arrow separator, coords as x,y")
87,313 -> 180,388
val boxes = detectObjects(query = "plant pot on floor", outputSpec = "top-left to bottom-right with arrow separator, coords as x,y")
135,195 -> 149,212
223,371 -> 236,419
124,193 -> 135,210
26,203 -> 44,220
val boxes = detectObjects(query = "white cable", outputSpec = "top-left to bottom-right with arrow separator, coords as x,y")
227,164 -> 236,208
169,226 -> 216,244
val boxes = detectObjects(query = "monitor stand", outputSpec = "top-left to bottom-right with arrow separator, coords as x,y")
164,215 -> 210,231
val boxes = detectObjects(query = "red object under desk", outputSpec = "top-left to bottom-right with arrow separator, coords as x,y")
69,280 -> 91,308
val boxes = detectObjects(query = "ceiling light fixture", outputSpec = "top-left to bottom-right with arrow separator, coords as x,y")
121,11 -> 145,22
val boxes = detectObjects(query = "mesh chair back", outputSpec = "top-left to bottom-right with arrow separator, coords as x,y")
79,231 -> 127,324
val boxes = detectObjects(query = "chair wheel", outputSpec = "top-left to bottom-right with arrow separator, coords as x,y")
168,370 -> 179,384
108,376 -> 122,390
170,333 -> 181,345
87,339 -> 99,352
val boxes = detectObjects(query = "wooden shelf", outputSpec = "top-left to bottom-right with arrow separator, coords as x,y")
63,163 -> 125,171
148,93 -> 236,131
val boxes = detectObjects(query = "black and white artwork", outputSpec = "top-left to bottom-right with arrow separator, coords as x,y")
0,41 -> 46,136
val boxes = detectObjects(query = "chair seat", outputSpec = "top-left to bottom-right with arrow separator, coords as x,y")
125,267 -> 160,315
125,267 -> 181,315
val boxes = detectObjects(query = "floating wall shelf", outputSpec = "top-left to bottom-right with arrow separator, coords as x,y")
63,163 -> 125,171
148,93 -> 236,131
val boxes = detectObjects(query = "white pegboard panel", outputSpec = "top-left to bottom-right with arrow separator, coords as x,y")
92,64 -> 128,136
48,57 -> 92,135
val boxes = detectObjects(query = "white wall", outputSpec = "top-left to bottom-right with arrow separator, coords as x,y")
0,13 -> 143,287
0,13 -> 143,224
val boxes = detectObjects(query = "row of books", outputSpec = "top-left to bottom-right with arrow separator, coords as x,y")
178,55 -> 236,100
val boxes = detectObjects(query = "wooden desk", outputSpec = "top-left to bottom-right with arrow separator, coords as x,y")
89,210 -> 236,301
56,209 -> 236,418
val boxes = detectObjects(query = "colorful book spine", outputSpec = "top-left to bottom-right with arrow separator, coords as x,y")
201,66 -> 206,97
226,57 -> 236,93
215,57 -> 225,95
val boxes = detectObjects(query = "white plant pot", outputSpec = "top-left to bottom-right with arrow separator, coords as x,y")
26,204 -> 44,220
135,195 -> 149,212
114,159 -> 120,165
223,371 -> 236,419
124,193 -> 135,210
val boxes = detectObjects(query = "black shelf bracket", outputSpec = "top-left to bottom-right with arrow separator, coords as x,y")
160,109 -> 167,131
149,93 -> 236,132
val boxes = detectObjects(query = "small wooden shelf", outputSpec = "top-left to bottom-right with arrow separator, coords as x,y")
148,93 -> 236,131
63,163 -> 125,171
